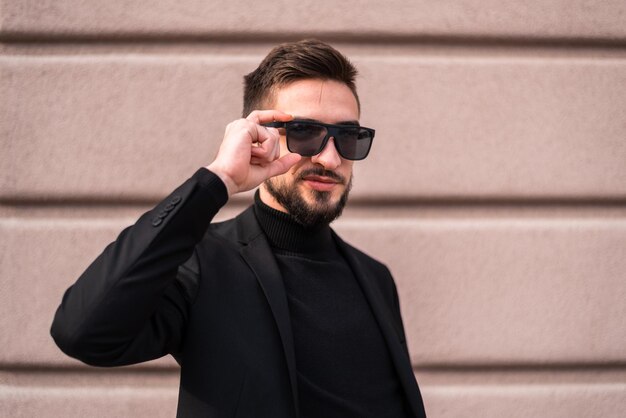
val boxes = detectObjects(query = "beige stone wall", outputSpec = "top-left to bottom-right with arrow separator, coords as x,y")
2,1 -> 626,416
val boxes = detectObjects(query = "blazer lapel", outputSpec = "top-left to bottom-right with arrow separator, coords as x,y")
236,207 -> 300,416
334,233 -> 427,418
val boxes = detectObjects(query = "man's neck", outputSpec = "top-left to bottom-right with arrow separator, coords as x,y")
253,191 -> 334,256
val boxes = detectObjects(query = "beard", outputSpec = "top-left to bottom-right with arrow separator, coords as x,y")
264,167 -> 352,229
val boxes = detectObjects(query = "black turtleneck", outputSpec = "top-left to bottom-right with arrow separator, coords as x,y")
253,193 -> 410,418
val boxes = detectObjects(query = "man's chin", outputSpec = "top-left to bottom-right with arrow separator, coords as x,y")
300,185 -> 341,207
265,179 -> 351,228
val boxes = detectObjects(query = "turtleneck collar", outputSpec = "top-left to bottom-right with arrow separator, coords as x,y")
253,190 -> 336,256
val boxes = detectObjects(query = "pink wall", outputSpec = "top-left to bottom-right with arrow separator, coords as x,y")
2,1 -> 626,416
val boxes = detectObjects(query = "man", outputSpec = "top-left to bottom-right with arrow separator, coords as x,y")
51,39 -> 426,417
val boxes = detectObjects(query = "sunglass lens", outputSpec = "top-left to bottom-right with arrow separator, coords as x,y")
335,128 -> 373,160
286,123 -> 327,156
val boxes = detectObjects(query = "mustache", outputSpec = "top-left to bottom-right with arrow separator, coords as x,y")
297,167 -> 346,185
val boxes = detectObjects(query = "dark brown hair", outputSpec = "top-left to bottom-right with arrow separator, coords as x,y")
242,39 -> 360,116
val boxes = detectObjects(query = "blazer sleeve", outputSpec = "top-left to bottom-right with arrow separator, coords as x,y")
50,168 -> 228,367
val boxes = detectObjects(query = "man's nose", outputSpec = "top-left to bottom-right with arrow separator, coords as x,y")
311,137 -> 342,170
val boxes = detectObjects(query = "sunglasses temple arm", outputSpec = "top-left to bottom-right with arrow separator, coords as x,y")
261,122 -> 286,128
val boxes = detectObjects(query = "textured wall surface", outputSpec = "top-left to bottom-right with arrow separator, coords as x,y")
1,1 -> 626,417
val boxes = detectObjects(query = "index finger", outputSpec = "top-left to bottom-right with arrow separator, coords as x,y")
246,110 -> 293,125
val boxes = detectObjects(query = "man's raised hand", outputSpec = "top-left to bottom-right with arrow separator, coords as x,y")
206,110 -> 301,196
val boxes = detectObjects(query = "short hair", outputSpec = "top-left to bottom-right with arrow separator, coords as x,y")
242,39 -> 360,116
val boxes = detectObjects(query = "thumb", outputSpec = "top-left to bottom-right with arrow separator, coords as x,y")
265,153 -> 301,178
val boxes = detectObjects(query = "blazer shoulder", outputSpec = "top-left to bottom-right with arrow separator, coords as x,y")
206,217 -> 238,240
204,205 -> 260,244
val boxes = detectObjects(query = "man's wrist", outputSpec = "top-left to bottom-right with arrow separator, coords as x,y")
204,164 -> 236,197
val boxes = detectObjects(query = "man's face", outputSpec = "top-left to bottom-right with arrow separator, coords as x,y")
260,79 -> 360,228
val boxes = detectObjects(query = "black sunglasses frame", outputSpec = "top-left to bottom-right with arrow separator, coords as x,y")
262,120 -> 375,161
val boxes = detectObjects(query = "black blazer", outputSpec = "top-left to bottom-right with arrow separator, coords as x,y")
51,168 -> 426,418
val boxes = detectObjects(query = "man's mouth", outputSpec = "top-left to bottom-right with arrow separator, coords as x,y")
298,169 -> 345,183
303,175 -> 338,184
298,169 -> 345,192
302,175 -> 340,192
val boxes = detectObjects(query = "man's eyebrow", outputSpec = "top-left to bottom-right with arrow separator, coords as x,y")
293,117 -> 360,126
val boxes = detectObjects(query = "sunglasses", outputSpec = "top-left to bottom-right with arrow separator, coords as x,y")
262,120 -> 375,161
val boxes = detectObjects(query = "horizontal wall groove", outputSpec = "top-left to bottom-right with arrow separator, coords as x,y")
348,197 -> 626,209
413,365 -> 626,386
3,196 -> 626,209
4,363 -> 626,385
0,365 -> 178,375
3,45 -> 626,61
2,33 -> 626,51
415,363 -> 626,373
